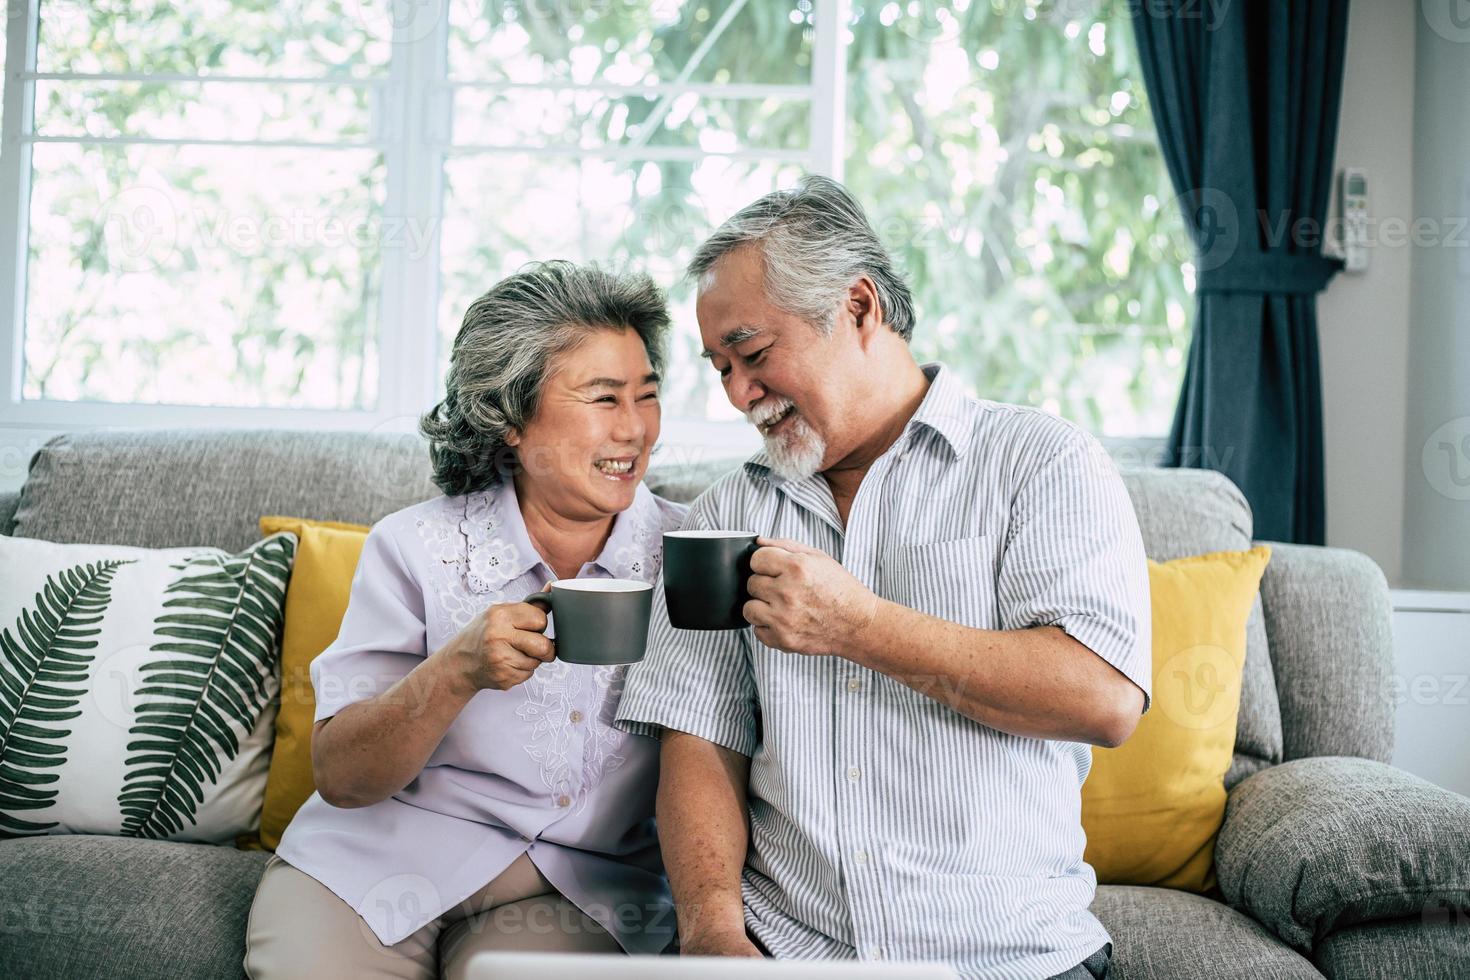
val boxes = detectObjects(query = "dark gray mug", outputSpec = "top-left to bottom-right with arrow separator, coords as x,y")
662,530 -> 759,630
523,579 -> 653,665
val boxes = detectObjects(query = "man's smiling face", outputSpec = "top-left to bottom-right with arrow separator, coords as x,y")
696,244 -> 868,481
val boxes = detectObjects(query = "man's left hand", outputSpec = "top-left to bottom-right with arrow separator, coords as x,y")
744,537 -> 880,656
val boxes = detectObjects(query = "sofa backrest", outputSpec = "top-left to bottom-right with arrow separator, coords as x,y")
10,429 -> 440,552
9,429 -> 1289,779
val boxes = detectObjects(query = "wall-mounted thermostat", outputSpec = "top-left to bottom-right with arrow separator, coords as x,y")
1339,168 -> 1369,273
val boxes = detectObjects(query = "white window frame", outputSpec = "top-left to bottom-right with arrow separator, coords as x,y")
0,0 -> 847,450
0,0 -> 1164,468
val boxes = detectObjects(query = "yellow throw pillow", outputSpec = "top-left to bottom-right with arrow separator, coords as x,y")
1081,545 -> 1272,893
242,516 -> 369,851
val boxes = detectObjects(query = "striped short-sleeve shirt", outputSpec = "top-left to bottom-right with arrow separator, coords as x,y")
615,362 -> 1152,980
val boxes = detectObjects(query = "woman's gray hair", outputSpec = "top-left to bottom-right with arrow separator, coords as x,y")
418,260 -> 670,497
686,174 -> 915,341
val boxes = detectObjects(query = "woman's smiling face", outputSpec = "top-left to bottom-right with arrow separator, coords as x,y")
506,327 -> 662,521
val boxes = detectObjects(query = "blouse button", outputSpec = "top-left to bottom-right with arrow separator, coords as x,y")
569,710 -> 584,723
556,794 -> 572,808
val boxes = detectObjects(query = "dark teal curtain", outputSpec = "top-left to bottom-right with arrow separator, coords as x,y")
1133,0 -> 1349,544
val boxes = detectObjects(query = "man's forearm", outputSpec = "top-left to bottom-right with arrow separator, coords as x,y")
844,599 -> 1143,746
657,731 -> 752,944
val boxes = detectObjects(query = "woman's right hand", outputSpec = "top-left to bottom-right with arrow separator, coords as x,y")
448,599 -> 556,692
313,598 -> 554,808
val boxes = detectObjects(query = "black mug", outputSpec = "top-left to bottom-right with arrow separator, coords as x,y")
523,579 -> 653,665
662,531 -> 759,630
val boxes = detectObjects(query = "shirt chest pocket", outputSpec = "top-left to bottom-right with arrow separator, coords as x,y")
882,534 -> 1000,631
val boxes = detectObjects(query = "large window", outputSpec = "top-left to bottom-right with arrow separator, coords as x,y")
0,1 -> 1191,439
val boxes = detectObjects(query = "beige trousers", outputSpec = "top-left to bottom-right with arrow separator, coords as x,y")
244,852 -> 622,980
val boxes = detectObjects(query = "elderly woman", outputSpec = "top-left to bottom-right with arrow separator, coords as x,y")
244,262 -> 686,979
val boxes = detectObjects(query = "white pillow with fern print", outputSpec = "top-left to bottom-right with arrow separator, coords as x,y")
0,531 -> 297,842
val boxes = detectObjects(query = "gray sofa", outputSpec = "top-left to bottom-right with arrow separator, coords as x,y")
2,429 -> 1467,979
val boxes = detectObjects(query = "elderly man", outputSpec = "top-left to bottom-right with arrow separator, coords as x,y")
616,175 -> 1151,980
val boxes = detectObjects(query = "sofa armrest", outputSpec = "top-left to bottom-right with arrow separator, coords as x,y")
0,489 -> 18,536
1312,916 -> 1470,980
1216,757 -> 1470,954
1256,542 -> 1395,763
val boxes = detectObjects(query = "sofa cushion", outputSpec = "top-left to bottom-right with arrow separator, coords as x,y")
12,429 -> 438,554
1093,885 -> 1323,979
1083,546 -> 1272,894
0,532 -> 296,842
0,835 -> 270,980
250,516 -> 369,851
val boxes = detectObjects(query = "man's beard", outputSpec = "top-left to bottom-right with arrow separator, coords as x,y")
746,396 -> 826,481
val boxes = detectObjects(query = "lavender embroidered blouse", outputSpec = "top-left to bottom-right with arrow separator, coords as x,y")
273,479 -> 687,952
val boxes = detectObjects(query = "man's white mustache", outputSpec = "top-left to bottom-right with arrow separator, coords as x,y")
746,396 -> 795,429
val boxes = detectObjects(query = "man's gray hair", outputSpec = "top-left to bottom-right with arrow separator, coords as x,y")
687,174 -> 915,341
418,260 -> 669,497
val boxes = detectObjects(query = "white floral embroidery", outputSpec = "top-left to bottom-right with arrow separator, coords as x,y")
608,501 -> 669,580
581,664 -> 631,794
462,491 -> 527,596
411,485 -> 670,812
517,662 -> 632,815
516,660 -> 582,801
413,494 -> 490,634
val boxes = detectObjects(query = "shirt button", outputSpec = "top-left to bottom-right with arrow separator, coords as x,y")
854,850 -> 869,865
556,795 -> 571,808
569,710 -> 584,723
847,766 -> 862,782
846,677 -> 861,692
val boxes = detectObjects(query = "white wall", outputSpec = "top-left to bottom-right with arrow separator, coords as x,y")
1317,0 -> 1417,585
1402,7 -> 1470,591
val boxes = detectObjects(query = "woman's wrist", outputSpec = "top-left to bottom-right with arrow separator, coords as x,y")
427,640 -> 481,704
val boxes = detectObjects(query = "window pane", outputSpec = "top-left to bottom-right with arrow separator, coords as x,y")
37,0 -> 391,76
448,0 -> 814,86
24,144 -> 384,409
450,87 -> 808,153
438,154 -> 805,420
35,80 -> 378,143
844,1 -> 1192,437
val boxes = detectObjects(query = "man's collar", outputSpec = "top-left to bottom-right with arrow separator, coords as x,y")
744,448 -> 776,480
743,360 -> 973,487
909,362 -> 974,459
